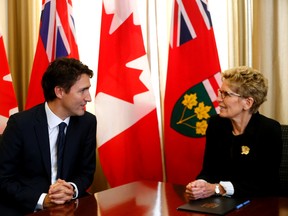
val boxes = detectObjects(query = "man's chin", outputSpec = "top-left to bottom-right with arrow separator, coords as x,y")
74,109 -> 85,116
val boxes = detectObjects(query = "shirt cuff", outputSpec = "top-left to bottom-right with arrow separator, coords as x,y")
36,193 -> 47,210
69,182 -> 79,199
220,181 -> 234,196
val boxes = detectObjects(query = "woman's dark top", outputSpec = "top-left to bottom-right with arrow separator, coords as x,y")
197,112 -> 282,197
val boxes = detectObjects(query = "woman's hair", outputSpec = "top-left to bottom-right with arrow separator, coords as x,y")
222,66 -> 268,113
41,57 -> 93,101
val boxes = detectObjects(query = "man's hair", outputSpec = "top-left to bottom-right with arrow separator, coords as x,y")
41,57 -> 93,101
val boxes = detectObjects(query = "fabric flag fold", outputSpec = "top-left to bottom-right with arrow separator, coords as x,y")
95,0 -> 163,187
0,32 -> 18,134
164,0 -> 222,185
25,0 -> 79,109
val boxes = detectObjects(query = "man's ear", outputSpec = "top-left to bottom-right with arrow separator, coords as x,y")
243,97 -> 254,110
54,86 -> 64,98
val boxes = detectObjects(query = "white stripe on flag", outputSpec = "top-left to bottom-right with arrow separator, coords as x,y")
214,71 -> 222,87
202,78 -> 217,102
68,2 -> 77,44
196,0 -> 211,30
56,12 -> 71,55
202,73 -> 221,113
46,0 -> 56,61
176,0 -> 196,47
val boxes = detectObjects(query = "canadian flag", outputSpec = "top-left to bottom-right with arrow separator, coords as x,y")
25,0 -> 79,109
0,33 -> 18,134
95,0 -> 163,187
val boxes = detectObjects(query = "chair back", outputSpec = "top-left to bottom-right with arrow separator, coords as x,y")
280,125 -> 288,196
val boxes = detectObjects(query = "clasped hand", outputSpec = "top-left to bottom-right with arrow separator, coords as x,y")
185,179 -> 215,200
44,179 -> 74,208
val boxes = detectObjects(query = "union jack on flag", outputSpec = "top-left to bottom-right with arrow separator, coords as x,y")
25,0 -> 79,109
170,0 -> 196,48
170,0 -> 213,48
40,0 -> 78,60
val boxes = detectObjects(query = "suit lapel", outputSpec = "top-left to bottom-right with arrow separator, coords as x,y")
34,105 -> 51,179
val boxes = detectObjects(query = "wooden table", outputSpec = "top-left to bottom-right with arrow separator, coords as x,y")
27,180 -> 288,216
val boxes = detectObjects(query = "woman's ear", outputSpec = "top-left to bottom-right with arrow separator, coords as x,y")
243,97 -> 254,110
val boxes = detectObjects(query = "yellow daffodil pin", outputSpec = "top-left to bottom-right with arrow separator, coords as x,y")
241,146 -> 250,155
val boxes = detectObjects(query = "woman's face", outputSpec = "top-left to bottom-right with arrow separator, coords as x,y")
217,80 -> 247,120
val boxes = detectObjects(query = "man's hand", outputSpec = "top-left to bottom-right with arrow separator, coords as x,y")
43,179 -> 74,208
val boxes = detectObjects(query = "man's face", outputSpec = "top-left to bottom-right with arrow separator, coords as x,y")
61,74 -> 92,118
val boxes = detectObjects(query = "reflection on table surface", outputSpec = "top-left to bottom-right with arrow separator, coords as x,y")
27,180 -> 288,216
94,180 -> 187,216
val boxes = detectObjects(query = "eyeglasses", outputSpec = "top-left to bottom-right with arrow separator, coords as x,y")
218,89 -> 242,99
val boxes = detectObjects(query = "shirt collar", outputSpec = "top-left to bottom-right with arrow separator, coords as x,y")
45,102 -> 70,129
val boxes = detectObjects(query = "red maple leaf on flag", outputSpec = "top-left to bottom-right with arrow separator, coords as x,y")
95,1 -> 163,187
97,9 -> 148,103
0,34 -> 18,133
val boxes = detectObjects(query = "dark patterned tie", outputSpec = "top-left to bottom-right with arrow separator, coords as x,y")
57,122 -> 67,179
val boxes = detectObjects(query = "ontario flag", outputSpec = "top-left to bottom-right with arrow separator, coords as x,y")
164,0 -> 222,185
0,33 -> 18,134
25,0 -> 79,109
95,0 -> 163,187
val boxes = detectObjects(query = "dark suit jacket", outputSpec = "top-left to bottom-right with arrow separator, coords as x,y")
0,103 -> 97,215
197,112 -> 282,197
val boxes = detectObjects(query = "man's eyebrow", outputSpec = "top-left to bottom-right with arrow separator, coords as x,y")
80,86 -> 90,91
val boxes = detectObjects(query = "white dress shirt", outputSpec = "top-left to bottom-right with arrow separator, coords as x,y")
36,102 -> 71,210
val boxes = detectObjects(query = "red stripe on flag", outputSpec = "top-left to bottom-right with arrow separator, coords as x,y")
213,100 -> 219,109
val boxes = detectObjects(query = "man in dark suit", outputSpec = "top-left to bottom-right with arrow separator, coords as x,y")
0,57 -> 97,215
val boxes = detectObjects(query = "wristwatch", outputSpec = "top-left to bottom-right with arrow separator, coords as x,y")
215,184 -> 221,195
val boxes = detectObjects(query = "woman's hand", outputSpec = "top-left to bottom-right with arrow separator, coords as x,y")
185,180 -> 216,200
